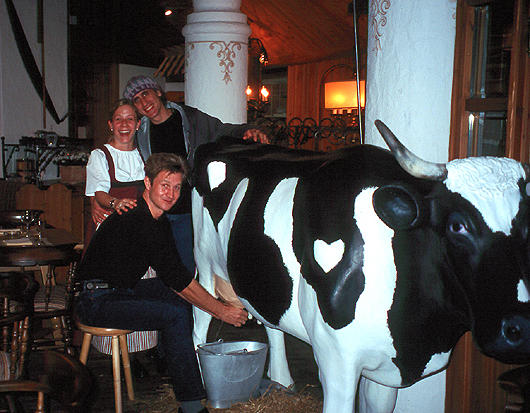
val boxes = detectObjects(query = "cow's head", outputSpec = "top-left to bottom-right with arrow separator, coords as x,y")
374,120 -> 530,365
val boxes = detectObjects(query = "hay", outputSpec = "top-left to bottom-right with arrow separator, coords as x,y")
208,386 -> 323,413
135,384 -> 323,413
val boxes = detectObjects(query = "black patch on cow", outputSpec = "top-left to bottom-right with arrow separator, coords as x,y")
388,226 -> 470,385
194,138 -> 435,328
387,187 -> 482,384
227,176 -> 294,324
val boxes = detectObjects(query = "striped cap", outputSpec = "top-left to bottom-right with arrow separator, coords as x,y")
123,76 -> 163,100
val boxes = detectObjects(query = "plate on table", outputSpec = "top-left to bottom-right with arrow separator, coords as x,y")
1,237 -> 34,246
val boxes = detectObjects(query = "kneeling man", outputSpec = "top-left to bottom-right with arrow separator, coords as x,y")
75,153 -> 247,413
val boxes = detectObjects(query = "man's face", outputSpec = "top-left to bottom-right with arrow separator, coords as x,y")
132,88 -> 164,122
144,171 -> 182,218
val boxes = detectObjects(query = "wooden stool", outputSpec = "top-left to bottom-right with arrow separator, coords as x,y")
77,322 -> 134,413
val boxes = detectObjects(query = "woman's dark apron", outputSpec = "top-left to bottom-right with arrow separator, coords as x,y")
83,146 -> 144,251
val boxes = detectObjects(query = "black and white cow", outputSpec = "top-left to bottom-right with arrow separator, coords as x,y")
191,120 -> 530,413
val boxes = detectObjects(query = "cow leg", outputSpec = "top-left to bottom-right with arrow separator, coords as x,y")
317,363 -> 357,413
264,326 -> 294,387
193,305 -> 212,348
358,377 -> 397,413
192,270 -> 215,348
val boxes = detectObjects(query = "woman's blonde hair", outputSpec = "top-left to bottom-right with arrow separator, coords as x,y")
108,98 -> 140,121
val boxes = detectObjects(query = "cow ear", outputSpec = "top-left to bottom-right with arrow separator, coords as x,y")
373,184 -> 425,230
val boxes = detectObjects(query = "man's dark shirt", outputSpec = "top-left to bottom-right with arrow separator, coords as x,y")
76,196 -> 193,291
149,110 -> 191,215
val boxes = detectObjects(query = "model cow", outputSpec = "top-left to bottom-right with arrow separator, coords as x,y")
191,120 -> 530,413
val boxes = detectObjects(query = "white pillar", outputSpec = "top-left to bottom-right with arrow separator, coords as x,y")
365,1 -> 457,413
365,0 -> 456,164
183,0 -> 250,124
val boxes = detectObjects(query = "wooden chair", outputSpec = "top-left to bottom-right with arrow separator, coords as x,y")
0,350 -> 93,413
31,252 -> 80,354
0,272 -> 38,379
0,271 -> 36,411
77,322 -> 134,413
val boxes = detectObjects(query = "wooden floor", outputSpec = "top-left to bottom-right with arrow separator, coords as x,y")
17,318 -> 322,412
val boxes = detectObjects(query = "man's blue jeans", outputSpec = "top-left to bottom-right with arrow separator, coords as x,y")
75,278 -> 205,402
167,213 -> 195,274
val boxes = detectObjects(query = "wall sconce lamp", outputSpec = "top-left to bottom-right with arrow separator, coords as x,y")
249,38 -> 268,66
247,85 -> 270,122
324,80 -> 365,113
324,80 -> 365,125
260,86 -> 269,101
319,62 -> 365,144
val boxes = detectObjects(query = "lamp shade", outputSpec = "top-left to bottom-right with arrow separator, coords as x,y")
324,80 -> 366,110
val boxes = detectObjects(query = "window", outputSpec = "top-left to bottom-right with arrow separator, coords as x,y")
466,1 -> 513,156
449,0 -> 530,162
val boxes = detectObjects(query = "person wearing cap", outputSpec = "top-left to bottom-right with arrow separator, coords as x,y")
92,75 -> 268,274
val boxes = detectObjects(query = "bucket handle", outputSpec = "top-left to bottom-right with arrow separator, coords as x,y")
198,339 -> 224,355
198,340 -> 265,356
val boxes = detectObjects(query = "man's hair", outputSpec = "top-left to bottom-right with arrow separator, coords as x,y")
144,153 -> 189,182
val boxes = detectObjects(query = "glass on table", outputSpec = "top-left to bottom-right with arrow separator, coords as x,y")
35,219 -> 46,244
19,210 -> 43,238
20,212 -> 33,238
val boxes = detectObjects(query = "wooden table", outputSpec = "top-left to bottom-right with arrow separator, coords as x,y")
0,228 -> 82,352
0,228 -> 81,268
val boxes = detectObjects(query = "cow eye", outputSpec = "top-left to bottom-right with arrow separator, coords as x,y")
447,212 -> 469,235
449,221 -> 467,234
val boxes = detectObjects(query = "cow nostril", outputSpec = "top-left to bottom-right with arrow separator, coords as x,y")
503,323 -> 522,344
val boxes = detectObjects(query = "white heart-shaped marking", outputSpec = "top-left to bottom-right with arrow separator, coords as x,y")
207,161 -> 226,190
314,239 -> 345,273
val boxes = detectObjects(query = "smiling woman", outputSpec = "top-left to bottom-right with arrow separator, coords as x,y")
84,99 -> 146,246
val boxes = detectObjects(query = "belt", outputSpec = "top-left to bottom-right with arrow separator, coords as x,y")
75,280 -> 115,293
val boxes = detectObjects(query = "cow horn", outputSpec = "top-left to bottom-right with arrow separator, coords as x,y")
375,120 -> 448,181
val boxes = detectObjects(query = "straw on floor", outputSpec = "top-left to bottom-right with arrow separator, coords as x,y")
134,384 -> 323,413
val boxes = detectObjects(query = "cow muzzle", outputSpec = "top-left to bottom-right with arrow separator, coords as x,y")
479,315 -> 530,365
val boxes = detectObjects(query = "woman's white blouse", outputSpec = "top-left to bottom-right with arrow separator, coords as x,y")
85,144 -> 145,196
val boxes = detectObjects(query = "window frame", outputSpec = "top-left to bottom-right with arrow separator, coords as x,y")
449,0 -> 530,162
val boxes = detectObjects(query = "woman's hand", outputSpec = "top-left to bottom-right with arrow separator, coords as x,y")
112,198 -> 137,214
91,196 -> 110,224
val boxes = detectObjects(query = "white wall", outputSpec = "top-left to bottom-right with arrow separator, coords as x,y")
0,0 -> 68,178
365,1 -> 457,412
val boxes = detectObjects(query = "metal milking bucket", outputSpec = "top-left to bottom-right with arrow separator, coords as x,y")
196,340 -> 269,408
